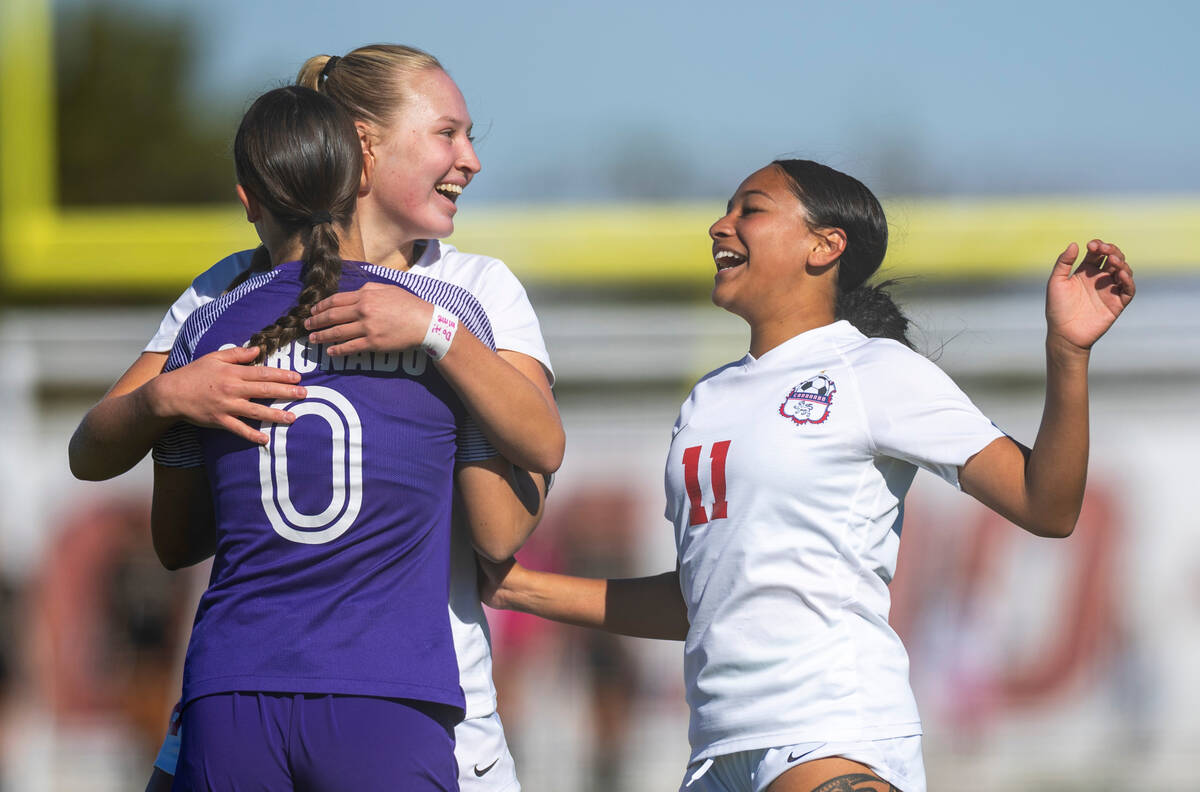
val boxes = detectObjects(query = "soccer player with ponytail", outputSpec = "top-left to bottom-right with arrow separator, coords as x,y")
480,160 -> 1136,792
153,85 -> 537,791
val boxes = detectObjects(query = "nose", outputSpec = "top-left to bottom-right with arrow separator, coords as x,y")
709,211 -> 733,240
459,138 -> 481,180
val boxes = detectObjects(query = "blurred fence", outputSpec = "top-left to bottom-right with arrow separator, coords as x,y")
1,276 -> 1197,791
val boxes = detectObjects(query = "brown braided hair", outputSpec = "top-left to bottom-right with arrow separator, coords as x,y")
233,86 -> 362,363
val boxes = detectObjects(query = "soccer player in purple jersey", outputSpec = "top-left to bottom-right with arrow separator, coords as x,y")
152,85 -> 539,791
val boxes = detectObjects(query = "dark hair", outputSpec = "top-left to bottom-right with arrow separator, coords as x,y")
771,159 -> 912,348
234,86 -> 362,362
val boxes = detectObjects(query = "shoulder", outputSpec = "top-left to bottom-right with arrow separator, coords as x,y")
418,241 -> 528,301
167,267 -> 282,370
189,249 -> 258,301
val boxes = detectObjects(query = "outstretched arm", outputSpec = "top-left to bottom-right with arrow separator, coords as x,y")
69,348 -> 305,481
306,284 -> 565,474
961,240 -> 1135,537
479,557 -> 689,641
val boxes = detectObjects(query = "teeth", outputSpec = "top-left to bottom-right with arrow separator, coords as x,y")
714,250 -> 746,270
435,183 -> 463,197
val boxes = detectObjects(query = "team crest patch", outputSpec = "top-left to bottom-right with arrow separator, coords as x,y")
779,374 -> 836,425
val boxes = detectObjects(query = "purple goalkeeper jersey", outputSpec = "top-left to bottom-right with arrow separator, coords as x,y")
156,260 -> 496,713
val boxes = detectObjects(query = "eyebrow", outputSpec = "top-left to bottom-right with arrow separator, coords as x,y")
727,189 -> 773,211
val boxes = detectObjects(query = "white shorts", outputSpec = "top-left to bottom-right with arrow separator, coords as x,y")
455,710 -> 521,792
154,706 -> 521,791
680,736 -> 924,792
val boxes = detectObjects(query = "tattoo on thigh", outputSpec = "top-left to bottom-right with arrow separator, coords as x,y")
810,773 -> 900,792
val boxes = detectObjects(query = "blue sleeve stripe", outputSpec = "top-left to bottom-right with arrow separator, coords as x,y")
456,418 -> 498,462
152,422 -> 204,468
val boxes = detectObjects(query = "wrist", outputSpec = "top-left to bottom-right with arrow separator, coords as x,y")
421,305 -> 460,361
1045,333 -> 1092,368
138,373 -> 176,421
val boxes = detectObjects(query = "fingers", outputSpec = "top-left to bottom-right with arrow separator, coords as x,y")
305,305 -> 361,331
308,321 -> 367,346
242,380 -> 306,401
324,338 -> 371,357
309,290 -> 359,316
1081,238 -> 1114,271
212,345 -> 262,364
217,415 -> 270,446
1053,242 -> 1080,271
1093,240 -> 1136,301
235,401 -> 298,426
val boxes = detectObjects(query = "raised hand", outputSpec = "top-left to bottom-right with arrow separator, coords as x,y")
1046,239 -> 1135,351
148,345 -> 305,444
305,282 -> 434,356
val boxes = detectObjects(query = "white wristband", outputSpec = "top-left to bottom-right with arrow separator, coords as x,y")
422,305 -> 459,361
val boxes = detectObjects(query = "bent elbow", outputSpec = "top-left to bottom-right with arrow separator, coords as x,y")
1024,517 -> 1077,539
473,542 -> 518,566
523,432 -> 565,476
153,543 -> 188,571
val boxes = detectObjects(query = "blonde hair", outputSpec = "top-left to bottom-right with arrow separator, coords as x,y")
296,44 -> 443,129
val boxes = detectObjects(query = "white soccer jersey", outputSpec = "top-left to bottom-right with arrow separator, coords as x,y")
665,320 -> 1004,762
146,240 -> 553,719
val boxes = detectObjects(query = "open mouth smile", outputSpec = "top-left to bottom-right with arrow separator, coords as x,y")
435,183 -> 463,203
714,249 -> 747,272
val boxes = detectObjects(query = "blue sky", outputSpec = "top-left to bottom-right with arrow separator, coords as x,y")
59,0 -> 1200,202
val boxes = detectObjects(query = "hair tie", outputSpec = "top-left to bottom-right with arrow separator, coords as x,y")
308,210 -> 333,226
320,56 -> 340,81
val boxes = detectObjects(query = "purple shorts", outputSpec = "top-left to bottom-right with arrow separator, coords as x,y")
173,693 -> 459,791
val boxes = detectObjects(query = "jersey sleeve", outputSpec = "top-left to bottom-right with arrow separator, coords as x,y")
150,331 -> 204,468
858,344 -> 1005,488
144,250 -> 257,352
469,259 -> 555,385
455,417 -> 497,462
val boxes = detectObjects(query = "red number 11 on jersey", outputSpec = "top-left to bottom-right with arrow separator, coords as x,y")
682,440 -> 731,526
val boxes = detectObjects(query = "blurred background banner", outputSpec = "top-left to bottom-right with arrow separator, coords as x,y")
1,0 -> 1197,789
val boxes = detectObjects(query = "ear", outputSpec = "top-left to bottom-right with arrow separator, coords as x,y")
809,227 -> 847,269
236,184 -> 261,222
356,121 -> 376,195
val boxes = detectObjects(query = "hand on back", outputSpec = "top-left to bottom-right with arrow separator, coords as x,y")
147,345 -> 305,445
305,282 -> 435,356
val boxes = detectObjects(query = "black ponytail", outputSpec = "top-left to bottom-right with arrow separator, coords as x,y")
772,159 -> 913,348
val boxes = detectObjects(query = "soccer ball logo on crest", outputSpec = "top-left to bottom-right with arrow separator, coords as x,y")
779,374 -> 837,425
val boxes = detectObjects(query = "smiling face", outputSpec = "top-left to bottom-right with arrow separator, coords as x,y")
359,67 -> 481,253
709,165 -> 833,326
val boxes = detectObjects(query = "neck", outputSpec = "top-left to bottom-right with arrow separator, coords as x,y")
265,219 -> 366,267
365,236 -> 419,271
746,300 -> 836,358
358,198 -> 419,271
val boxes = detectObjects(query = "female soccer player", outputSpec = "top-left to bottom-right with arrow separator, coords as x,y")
68,45 -> 558,791
480,159 -> 1136,792
155,83 -> 539,790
